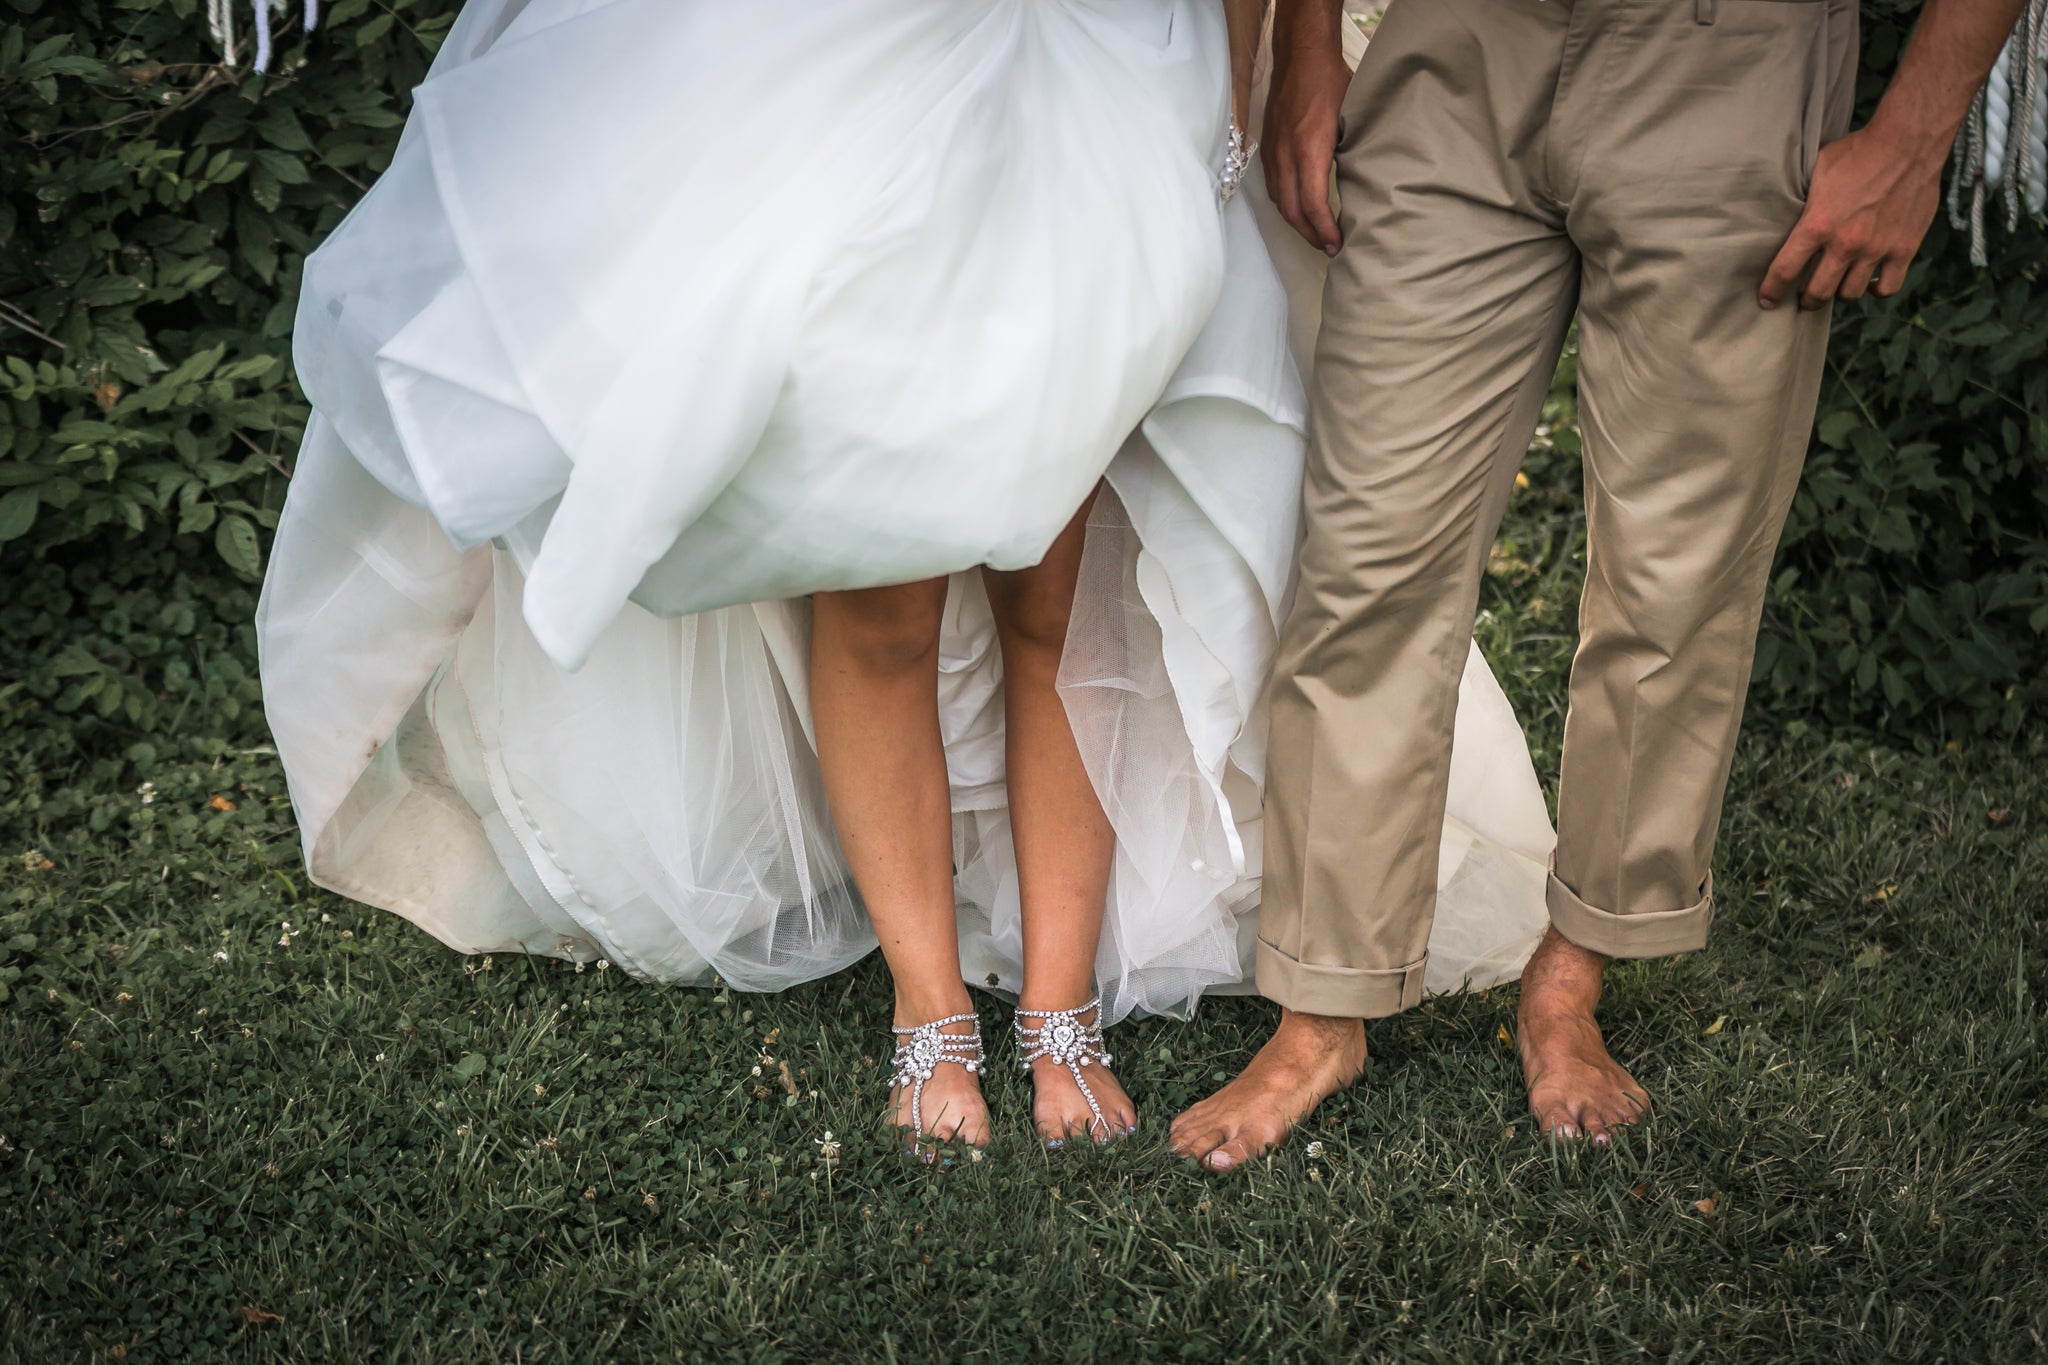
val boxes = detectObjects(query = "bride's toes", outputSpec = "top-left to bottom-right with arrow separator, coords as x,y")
893,1073 -> 990,1153
1030,1057 -> 1136,1145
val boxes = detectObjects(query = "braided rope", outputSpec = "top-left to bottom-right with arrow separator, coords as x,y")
1951,0 -> 2048,264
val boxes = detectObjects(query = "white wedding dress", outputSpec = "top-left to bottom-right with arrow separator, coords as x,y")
258,0 -> 1556,1023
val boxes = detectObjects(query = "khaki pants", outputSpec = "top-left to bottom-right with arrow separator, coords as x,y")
1257,0 -> 1860,1017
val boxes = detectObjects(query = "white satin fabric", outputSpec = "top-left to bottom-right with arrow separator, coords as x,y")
258,0 -> 1556,1022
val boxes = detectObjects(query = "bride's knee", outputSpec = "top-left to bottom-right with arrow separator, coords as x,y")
985,573 -> 1075,656
812,580 -> 948,674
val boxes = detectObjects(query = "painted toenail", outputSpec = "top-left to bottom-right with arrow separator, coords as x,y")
1045,1139 -> 1063,1149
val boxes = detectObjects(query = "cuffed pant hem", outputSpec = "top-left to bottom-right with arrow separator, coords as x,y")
1254,937 -> 1427,1019
1546,867 -> 1715,959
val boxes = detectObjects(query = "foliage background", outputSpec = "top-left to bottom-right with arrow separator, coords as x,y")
1,0 -> 2045,760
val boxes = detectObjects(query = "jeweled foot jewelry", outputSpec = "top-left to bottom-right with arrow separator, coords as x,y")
1013,997 -> 1114,1140
1219,123 -> 1258,203
889,1012 -> 985,1142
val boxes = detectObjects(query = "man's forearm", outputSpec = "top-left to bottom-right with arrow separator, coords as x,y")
1868,0 -> 2031,171
1270,0 -> 1345,80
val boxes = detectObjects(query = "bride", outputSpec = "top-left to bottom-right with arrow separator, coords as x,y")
258,0 -> 1555,1152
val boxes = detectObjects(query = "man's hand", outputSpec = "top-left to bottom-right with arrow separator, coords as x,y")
1263,2 -> 1352,255
1759,0 -> 2029,310
1758,124 -> 1943,310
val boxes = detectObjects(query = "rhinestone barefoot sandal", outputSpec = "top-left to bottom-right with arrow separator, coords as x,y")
889,1012 -> 986,1148
1013,997 -> 1116,1142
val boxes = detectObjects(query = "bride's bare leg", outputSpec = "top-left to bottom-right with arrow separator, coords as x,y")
984,497 -> 1138,1143
811,579 -> 989,1149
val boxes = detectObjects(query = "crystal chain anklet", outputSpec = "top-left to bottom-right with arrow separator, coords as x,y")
889,1011 -> 985,1139
1013,997 -> 1114,1140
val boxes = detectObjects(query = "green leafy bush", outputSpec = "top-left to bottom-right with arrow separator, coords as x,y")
0,0 -> 2042,753
0,0 -> 452,765
1750,3 -> 2048,742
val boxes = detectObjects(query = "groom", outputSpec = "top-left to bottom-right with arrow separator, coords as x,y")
1174,0 -> 2028,1166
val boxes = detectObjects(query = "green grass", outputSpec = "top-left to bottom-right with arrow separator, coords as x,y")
3,472 -> 2045,1361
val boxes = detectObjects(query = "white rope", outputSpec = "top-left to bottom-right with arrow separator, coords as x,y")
1950,0 -> 2048,264
205,1 -> 324,74
252,0 -> 273,73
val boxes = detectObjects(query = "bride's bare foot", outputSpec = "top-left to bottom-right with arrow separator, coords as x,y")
889,1012 -> 991,1153
1169,1009 -> 1366,1170
1517,926 -> 1649,1145
1015,1000 -> 1136,1144
1028,1054 -> 1137,1143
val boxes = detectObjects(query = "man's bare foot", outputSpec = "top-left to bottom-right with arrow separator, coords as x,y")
890,1013 -> 991,1153
1517,925 -> 1649,1146
1169,1009 -> 1366,1170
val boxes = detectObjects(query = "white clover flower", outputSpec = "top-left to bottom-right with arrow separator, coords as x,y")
374,1052 -> 386,1062
1305,1141 -> 1325,1159
596,959 -> 611,973
213,951 -> 230,962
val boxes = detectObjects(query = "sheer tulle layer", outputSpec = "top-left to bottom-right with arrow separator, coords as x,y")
259,0 -> 1556,1021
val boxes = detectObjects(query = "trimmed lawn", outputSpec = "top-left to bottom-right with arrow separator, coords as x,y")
3,480 -> 2044,1361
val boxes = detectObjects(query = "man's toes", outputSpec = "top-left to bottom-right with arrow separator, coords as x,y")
1598,1100 -> 1643,1132
1172,1124 -> 1225,1159
1204,1136 -> 1253,1172
1537,1104 -> 1580,1142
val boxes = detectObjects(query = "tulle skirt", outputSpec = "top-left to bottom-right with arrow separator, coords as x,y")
257,0 -> 1557,1022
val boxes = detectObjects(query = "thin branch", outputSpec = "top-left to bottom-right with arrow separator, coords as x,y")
0,299 -> 67,350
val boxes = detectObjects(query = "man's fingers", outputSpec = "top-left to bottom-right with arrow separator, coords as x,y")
1299,148 -> 1342,255
1835,253 -> 1880,302
1759,226 -> 1821,310
1874,254 -> 1910,297
1800,246 -> 1852,310
1264,149 -> 1312,247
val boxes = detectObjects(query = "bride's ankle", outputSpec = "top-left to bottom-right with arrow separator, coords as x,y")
892,992 -> 976,1028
